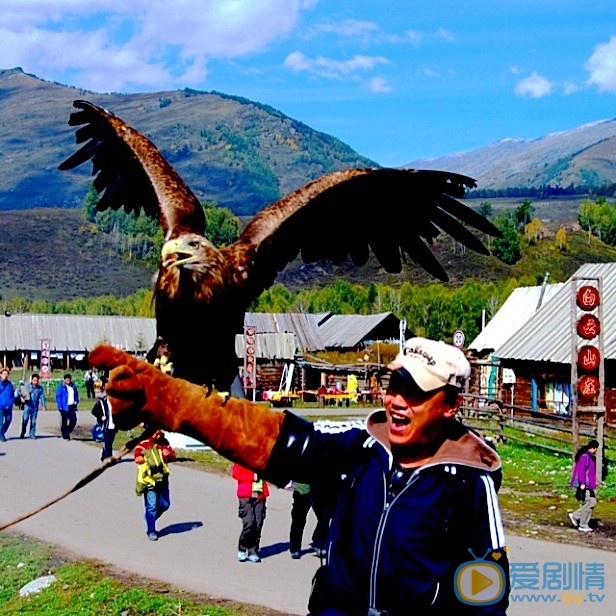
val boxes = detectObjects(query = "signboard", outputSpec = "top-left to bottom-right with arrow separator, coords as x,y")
243,325 -> 256,389
502,368 -> 516,384
570,276 -> 605,475
452,330 -> 465,349
40,339 -> 51,379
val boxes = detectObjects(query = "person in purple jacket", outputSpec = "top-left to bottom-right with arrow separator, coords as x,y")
569,439 -> 600,533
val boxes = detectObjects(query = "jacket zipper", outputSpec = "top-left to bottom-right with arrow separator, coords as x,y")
368,467 -> 424,610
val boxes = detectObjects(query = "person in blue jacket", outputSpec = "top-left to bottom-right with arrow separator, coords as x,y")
0,368 -> 15,441
55,373 -> 80,440
90,337 -> 510,615
20,373 -> 47,439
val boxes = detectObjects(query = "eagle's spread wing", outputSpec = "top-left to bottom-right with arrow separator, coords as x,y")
230,167 -> 497,292
58,100 -> 205,239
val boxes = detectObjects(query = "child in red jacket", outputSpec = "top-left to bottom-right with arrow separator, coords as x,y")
232,462 -> 269,562
135,429 -> 176,541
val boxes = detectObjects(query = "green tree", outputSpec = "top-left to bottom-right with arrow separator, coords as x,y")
478,201 -> 493,220
491,213 -> 521,265
515,198 -> 534,231
204,203 -> 239,246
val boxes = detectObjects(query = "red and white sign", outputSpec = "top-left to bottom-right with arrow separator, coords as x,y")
576,314 -> 600,340
576,286 -> 600,311
452,330 -> 465,349
40,339 -> 51,379
577,345 -> 601,372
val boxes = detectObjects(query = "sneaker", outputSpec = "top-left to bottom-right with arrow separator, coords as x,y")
237,550 -> 248,562
568,513 -> 579,528
247,553 -> 261,563
313,548 -> 327,558
578,525 -> 593,533
147,532 -> 158,541
291,551 -> 301,559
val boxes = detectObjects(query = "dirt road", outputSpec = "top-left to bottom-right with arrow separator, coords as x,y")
1,410 -> 614,615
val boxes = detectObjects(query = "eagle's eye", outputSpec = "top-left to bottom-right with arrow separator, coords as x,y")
188,241 -> 200,249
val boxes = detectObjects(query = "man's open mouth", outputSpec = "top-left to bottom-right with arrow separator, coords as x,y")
390,412 -> 411,427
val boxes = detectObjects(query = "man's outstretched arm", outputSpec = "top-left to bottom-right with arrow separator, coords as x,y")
88,344 -> 313,484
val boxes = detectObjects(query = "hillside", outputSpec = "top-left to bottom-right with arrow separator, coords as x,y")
405,119 -> 616,190
3,201 -> 616,303
0,209 -> 155,302
0,67 -> 375,215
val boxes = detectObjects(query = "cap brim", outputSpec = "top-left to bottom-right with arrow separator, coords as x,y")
387,361 -> 446,392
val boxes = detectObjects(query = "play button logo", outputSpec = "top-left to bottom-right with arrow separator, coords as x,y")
454,553 -> 506,606
472,568 -> 495,594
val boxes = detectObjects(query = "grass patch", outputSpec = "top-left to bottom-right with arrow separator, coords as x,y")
0,534 -> 285,615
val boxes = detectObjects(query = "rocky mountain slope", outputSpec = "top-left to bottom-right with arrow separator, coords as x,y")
405,119 -> 616,190
0,67 -> 375,215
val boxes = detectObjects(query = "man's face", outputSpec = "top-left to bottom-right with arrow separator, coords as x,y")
384,371 -> 458,451
64,377 -> 72,385
0,370 -> 8,381
31,376 -> 39,386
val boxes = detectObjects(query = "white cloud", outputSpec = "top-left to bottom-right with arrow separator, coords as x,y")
0,0 -> 315,91
405,27 -> 456,47
586,35 -> 616,93
306,19 -> 378,39
514,71 -> 554,98
284,51 -> 389,79
368,77 -> 391,93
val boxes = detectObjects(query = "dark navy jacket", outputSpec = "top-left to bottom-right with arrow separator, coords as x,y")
264,411 -> 509,615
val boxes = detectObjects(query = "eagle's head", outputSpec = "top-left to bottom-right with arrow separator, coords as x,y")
158,233 -> 228,302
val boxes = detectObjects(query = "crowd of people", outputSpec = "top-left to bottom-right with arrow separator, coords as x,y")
0,337 -> 607,615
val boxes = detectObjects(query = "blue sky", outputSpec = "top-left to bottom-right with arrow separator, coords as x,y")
2,0 -> 616,166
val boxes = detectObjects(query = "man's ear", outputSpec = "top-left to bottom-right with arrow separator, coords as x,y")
443,392 -> 463,418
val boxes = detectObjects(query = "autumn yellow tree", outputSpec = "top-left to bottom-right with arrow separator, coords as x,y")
524,218 -> 545,244
555,226 -> 567,251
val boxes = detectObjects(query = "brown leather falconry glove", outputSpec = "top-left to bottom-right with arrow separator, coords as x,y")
87,344 -> 285,472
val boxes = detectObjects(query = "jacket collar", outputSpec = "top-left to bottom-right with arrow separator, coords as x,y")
365,409 -> 501,472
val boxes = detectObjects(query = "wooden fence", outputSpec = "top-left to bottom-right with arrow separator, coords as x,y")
458,393 -> 613,464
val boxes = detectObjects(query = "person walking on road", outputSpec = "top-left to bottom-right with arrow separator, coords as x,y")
288,480 -> 333,560
569,439 -> 600,533
90,382 -> 116,460
84,368 -> 97,399
134,429 -> 176,541
55,373 -> 79,440
232,462 -> 268,563
90,336 -> 510,614
0,368 -> 15,442
20,373 -> 47,439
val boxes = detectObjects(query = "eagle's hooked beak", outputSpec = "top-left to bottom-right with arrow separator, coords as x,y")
161,238 -> 199,268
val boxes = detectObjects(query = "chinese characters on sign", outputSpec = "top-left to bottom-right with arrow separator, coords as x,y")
40,339 -> 51,379
576,314 -> 600,339
574,284 -> 601,402
576,285 -> 600,311
244,325 -> 256,390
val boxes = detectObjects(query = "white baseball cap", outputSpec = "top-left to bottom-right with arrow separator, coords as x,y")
387,337 -> 471,392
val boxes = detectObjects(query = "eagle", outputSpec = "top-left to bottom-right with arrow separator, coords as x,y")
59,100 -> 498,396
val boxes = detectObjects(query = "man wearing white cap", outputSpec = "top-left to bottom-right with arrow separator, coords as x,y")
89,337 -> 510,615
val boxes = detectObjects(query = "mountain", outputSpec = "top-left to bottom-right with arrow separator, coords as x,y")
405,120 -> 616,190
2,67 -> 616,303
0,67 -> 376,214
